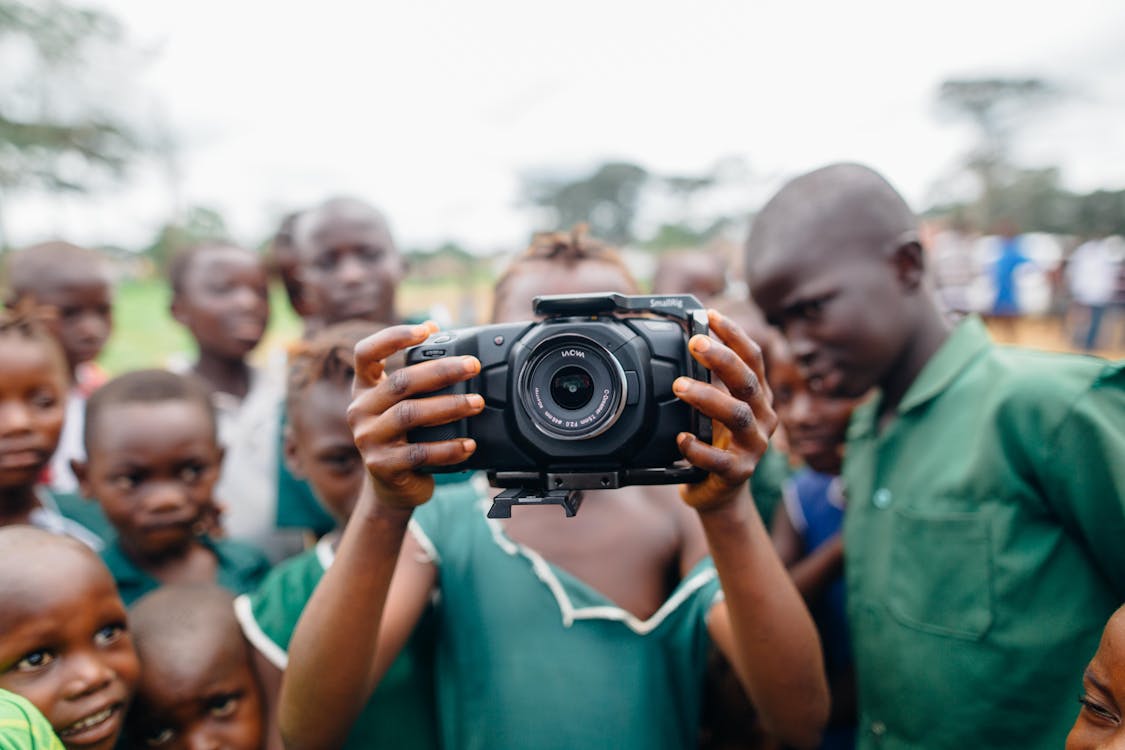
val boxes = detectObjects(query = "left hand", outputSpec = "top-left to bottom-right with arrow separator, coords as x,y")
673,309 -> 778,511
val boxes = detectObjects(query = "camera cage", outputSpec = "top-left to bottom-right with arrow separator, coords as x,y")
486,292 -> 712,518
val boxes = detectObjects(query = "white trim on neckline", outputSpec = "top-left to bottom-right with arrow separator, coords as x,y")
234,594 -> 289,670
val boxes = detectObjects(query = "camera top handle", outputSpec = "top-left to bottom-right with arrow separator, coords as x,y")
533,292 -> 708,338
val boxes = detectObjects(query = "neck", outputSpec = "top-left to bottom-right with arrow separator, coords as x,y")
119,534 -> 197,571
878,298 -> 952,423
193,351 -> 251,400
0,485 -> 41,525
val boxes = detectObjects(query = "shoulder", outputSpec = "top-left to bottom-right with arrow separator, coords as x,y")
235,546 -> 324,667
974,347 -> 1119,426
210,537 -> 273,588
0,689 -> 63,750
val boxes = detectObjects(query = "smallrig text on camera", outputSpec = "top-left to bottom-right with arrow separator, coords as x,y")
404,293 -> 712,518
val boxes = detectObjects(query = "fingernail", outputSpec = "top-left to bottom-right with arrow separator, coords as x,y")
413,323 -> 433,337
462,438 -> 476,452
677,432 -> 691,448
673,377 -> 691,395
467,394 -> 485,409
463,356 -> 480,374
690,335 -> 711,353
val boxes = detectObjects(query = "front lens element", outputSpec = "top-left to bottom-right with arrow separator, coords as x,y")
550,366 -> 594,410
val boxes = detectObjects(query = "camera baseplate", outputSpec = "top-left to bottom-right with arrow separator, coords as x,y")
486,487 -> 585,519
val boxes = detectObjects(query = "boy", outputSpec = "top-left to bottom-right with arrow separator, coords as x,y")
0,307 -> 105,546
746,162 -> 1125,749
0,526 -> 140,750
168,242 -> 302,562
126,584 -> 264,750
275,197 -> 407,538
1066,604 -> 1125,750
235,321 -> 439,750
767,338 -> 862,750
74,369 -> 271,606
280,230 -> 831,750
4,241 -> 113,493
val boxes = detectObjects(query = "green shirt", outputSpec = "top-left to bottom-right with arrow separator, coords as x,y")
0,690 -> 64,750
102,536 -> 271,607
234,538 -> 439,750
843,316 -> 1125,749
412,477 -> 722,750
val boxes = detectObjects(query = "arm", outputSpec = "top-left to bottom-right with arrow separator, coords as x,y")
675,310 -> 829,749
771,502 -> 845,603
279,322 -> 485,750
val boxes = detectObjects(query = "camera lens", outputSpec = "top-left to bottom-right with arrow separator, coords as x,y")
550,366 -> 594,410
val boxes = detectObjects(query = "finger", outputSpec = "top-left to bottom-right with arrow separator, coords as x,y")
375,438 -> 478,475
673,374 -> 765,439
364,355 -> 481,417
353,321 -> 439,389
676,432 -> 764,487
706,309 -> 771,403
355,393 -> 485,447
684,334 -> 774,429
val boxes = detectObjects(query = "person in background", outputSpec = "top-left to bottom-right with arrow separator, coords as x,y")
651,249 -> 728,305
1066,235 -> 1119,351
1065,603 -> 1125,750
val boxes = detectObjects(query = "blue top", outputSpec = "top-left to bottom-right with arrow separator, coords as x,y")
991,236 -> 1030,315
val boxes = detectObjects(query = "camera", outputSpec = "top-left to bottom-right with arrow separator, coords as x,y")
404,293 -> 712,516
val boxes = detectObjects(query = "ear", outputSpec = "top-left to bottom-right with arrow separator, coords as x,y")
890,238 -> 926,292
170,293 -> 190,326
71,459 -> 92,500
283,424 -> 305,478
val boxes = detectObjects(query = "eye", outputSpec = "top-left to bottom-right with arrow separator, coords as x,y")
206,692 -> 241,718
60,306 -> 82,321
179,462 -> 207,483
321,450 -> 359,473
15,650 -> 55,672
93,623 -> 126,648
29,389 -> 58,410
143,727 -> 175,747
793,296 -> 829,321
314,252 -> 338,272
1079,695 -> 1121,726
360,245 -> 386,263
772,385 -> 793,407
112,473 -> 141,492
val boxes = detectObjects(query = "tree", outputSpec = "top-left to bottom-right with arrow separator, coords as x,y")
520,161 -> 649,245
143,206 -> 229,274
0,0 -> 143,247
936,77 -> 1056,226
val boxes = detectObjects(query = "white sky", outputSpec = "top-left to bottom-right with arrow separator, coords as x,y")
6,0 -> 1125,252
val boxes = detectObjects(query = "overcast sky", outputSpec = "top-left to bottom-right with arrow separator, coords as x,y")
6,0 -> 1125,252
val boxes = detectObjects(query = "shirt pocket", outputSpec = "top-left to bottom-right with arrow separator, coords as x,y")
886,507 -> 994,641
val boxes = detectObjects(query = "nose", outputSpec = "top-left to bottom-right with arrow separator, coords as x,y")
335,252 -> 369,286
785,327 -> 818,372
62,651 -> 114,701
186,730 -> 222,750
0,399 -> 33,437
75,310 -> 109,341
144,481 -> 191,515
789,390 -> 817,427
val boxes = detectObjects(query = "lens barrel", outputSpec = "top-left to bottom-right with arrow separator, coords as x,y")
519,335 -> 627,440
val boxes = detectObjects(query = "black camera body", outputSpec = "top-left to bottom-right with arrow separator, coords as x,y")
404,293 -> 712,512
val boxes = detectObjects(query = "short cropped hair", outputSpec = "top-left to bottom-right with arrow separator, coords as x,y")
4,240 -> 109,303
166,242 -> 248,298
84,369 -> 217,450
0,302 -> 68,377
286,320 -> 383,416
491,226 -> 637,321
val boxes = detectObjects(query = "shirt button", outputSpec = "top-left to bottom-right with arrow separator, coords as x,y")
871,720 -> 886,736
872,488 -> 892,509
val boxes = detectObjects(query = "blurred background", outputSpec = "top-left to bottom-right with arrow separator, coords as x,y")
2,0 -> 1124,371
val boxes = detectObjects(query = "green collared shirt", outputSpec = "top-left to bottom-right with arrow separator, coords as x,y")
102,535 -> 271,607
0,690 -> 63,750
844,316 -> 1125,749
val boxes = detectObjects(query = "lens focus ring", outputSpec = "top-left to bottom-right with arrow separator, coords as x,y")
519,335 -> 627,441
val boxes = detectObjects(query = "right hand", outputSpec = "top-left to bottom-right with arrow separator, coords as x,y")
348,322 -> 485,510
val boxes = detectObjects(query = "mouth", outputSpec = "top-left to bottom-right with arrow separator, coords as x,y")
0,447 -> 49,471
227,318 -> 266,341
58,703 -> 123,744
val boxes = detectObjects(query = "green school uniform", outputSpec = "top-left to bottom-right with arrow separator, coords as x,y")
102,536 -> 271,607
274,410 -> 336,536
234,538 -> 439,750
411,477 -> 722,750
843,316 -> 1125,749
49,491 -> 115,546
0,689 -> 64,750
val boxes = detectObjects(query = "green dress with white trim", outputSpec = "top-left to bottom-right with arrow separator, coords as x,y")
234,537 -> 439,750
411,479 -> 722,750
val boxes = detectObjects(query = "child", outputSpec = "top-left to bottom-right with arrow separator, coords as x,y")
73,369 -> 271,606
125,584 -> 264,750
746,162 -> 1125,749
4,242 -> 113,493
234,321 -> 439,750
168,242 -> 301,562
0,526 -> 140,750
767,338 -> 862,750
651,249 -> 728,305
279,230 -> 830,750
0,306 -> 105,547
1066,604 -> 1125,750
274,198 -> 407,540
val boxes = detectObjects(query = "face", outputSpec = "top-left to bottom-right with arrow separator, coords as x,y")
297,217 -> 402,326
173,248 -> 270,362
78,401 -> 221,558
0,549 -> 139,750
34,276 -> 113,372
749,237 -> 913,400
128,643 -> 263,750
0,335 -> 67,492
1066,610 -> 1125,750
767,344 -> 858,475
493,259 -> 638,324
286,381 -> 364,523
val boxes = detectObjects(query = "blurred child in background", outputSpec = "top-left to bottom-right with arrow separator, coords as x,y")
126,584 -> 264,750
1065,603 -> 1125,750
4,242 -> 113,493
74,369 -> 270,606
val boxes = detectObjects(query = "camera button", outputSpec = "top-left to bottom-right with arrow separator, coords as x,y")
625,371 -> 640,405
430,334 -> 454,344
421,348 -> 447,358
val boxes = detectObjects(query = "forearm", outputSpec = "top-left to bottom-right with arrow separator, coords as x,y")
701,492 -> 829,749
279,484 -> 412,750
788,535 -> 844,603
